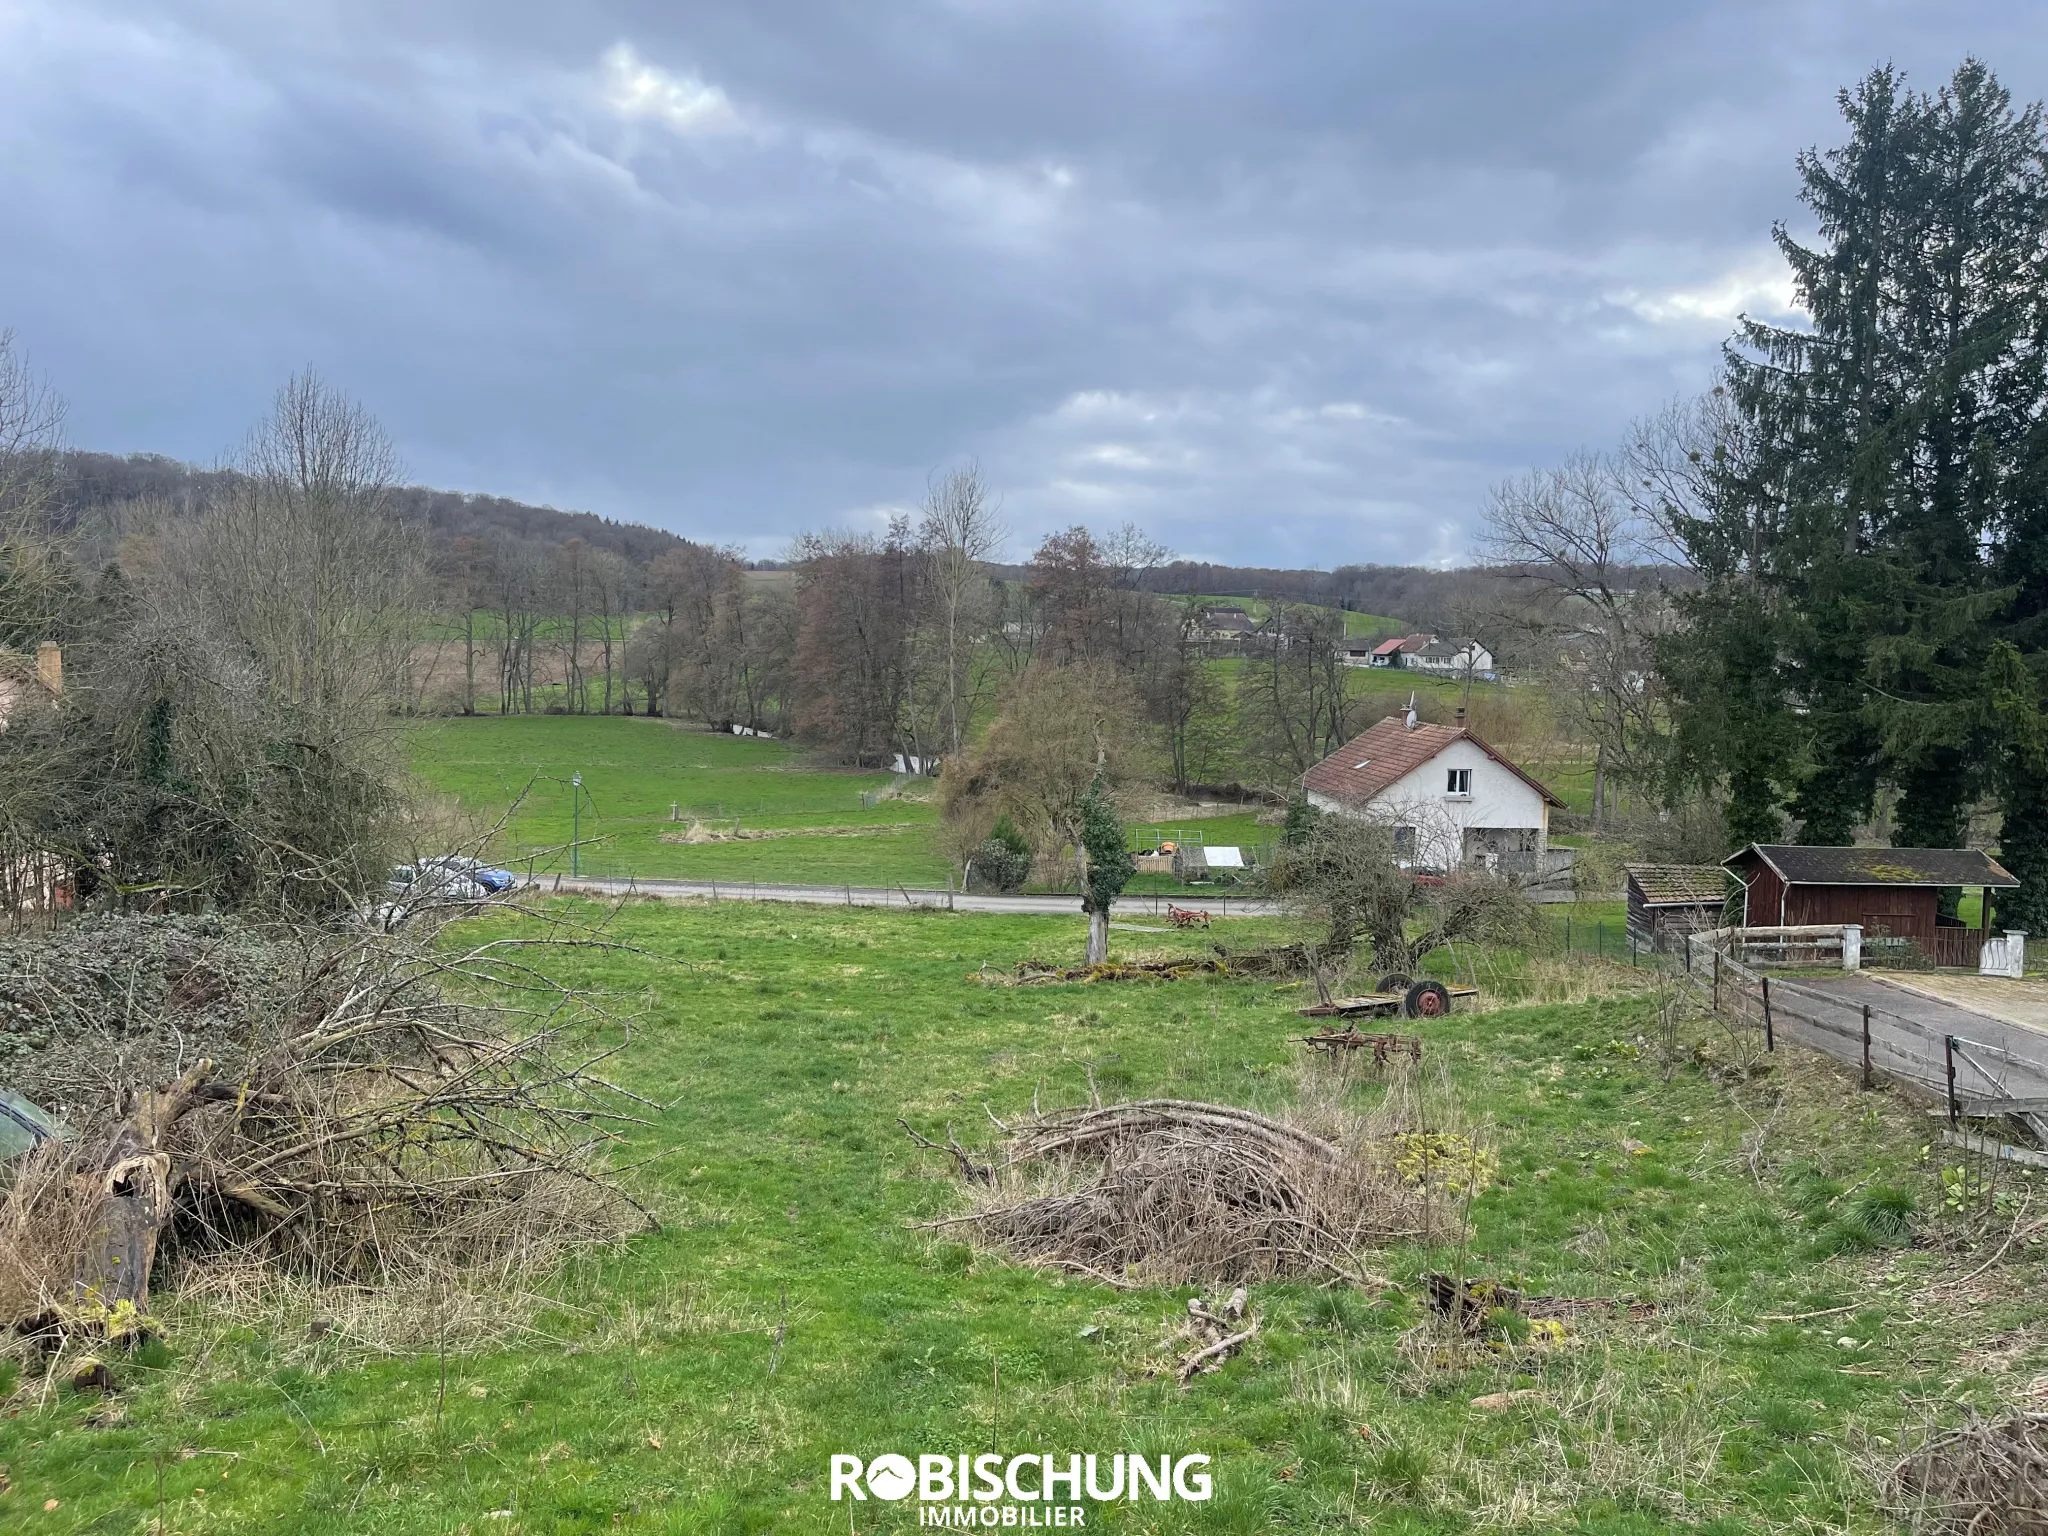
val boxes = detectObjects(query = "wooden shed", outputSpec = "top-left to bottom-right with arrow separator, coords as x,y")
1623,864 -> 1732,948
1723,844 -> 2018,968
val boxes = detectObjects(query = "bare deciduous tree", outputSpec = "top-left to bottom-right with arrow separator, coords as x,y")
936,660 -> 1154,877
0,331 -> 73,647
169,372 -> 425,723
1476,452 -> 1679,823
918,464 -> 1006,757
1235,600 -> 1352,789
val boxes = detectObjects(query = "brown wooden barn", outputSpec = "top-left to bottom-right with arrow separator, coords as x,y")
1623,864 -> 1732,948
1722,844 -> 2017,968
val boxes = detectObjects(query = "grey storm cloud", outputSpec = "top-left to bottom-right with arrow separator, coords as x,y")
3,1 -> 2046,564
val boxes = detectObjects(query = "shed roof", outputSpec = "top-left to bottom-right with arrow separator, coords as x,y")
1724,844 -> 2017,888
1302,714 -> 1565,810
1624,863 -> 1731,906
1370,636 -> 1408,657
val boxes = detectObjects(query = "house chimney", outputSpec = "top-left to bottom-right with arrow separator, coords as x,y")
1455,706 -> 1466,729
34,641 -> 61,697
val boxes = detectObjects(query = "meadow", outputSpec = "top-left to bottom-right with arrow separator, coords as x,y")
405,717 -> 1285,895
0,897 -> 2035,1532
407,715 -> 957,887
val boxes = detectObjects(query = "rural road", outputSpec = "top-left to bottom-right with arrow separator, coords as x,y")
544,876 -> 1279,919
1762,972 -> 2048,1107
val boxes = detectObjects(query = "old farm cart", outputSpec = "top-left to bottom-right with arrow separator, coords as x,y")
1297,980 -> 1477,1021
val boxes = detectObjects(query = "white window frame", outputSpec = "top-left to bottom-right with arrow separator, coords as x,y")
1445,767 -> 1472,798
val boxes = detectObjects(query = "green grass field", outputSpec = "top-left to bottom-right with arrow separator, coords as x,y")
2,899 -> 2030,1531
408,716 -> 957,886
406,718 -> 1286,895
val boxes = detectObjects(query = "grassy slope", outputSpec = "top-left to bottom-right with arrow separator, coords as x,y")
4,900 -> 2035,1533
407,717 -> 1286,894
408,716 -> 956,886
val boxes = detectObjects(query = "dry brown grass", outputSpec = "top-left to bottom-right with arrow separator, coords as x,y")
657,820 -> 921,844
1885,1411 -> 2048,1534
1466,954 -> 1659,1010
0,1135 -> 106,1329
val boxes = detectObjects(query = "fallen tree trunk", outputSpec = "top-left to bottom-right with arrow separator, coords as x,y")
71,1060 -> 223,1315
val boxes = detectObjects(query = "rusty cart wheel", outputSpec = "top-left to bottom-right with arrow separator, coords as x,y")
1376,972 -> 1412,994
1404,980 -> 1451,1019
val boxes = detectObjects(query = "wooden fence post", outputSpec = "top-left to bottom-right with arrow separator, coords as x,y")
1761,975 -> 1774,1051
1860,1004 -> 1873,1089
1944,1035 -> 1959,1125
1712,948 -> 1720,1013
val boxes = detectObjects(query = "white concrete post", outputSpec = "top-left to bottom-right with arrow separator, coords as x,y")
1841,924 -> 1861,972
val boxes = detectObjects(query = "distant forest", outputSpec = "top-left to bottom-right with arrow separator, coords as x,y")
56,450 -> 1501,630
52,451 -> 693,567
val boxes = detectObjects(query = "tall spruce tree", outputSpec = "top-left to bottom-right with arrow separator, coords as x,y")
1669,61 -> 2048,889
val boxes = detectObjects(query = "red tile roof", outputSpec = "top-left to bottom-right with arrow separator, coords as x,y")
1370,637 -> 1408,657
1302,715 -> 1565,809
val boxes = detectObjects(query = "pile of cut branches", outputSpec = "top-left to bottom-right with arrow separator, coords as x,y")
909,1097 -> 1459,1285
1,912 -> 655,1348
1888,1410 -> 2048,1534
1211,943 -> 1314,979
977,956 -> 1228,986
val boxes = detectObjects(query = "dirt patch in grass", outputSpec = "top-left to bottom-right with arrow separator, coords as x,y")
658,821 -> 924,844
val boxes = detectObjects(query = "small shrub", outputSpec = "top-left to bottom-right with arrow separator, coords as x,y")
967,839 -> 1030,893
989,814 -> 1031,861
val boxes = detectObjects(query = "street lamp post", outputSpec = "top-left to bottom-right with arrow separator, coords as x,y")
571,772 -> 582,877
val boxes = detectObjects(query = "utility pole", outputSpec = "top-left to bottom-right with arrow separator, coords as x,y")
571,772 -> 583,877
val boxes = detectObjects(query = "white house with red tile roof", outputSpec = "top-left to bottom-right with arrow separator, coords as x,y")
1301,709 -> 1565,874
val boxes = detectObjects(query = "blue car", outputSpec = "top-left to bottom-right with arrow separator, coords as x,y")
416,855 -> 519,894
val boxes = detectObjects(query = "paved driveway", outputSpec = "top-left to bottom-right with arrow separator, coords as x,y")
1763,972 -> 2048,1108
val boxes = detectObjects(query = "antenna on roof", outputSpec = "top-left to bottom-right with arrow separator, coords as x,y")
1404,691 -> 1418,731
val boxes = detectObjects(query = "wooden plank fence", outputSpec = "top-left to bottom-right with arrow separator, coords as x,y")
1680,930 -> 2046,1127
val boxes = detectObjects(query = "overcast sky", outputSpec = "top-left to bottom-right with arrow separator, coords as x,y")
3,3 -> 2043,566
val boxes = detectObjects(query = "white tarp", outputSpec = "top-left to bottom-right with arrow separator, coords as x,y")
1205,846 -> 1246,869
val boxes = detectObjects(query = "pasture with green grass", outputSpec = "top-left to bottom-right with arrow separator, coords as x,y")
3,897 -> 2036,1532
407,716 -> 1286,896
408,715 -> 957,887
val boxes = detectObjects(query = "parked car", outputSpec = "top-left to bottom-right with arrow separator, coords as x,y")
417,854 -> 519,894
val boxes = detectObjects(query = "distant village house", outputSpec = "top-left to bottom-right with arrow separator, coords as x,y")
1354,633 -> 1494,678
0,642 -> 63,733
1302,708 -> 1571,895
